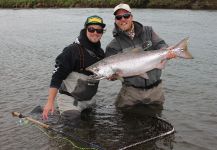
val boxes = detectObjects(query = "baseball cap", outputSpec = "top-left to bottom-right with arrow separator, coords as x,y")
84,15 -> 106,28
113,3 -> 132,15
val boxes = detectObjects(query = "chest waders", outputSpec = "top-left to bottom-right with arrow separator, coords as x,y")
111,25 -> 165,107
57,44 -> 99,115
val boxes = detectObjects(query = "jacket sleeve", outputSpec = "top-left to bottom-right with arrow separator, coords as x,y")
50,45 -> 77,89
150,27 -> 168,50
143,26 -> 168,50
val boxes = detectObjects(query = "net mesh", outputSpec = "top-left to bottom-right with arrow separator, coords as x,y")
30,105 -> 175,150
63,114 -> 175,150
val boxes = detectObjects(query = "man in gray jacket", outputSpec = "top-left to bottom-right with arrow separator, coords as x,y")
106,3 -> 175,108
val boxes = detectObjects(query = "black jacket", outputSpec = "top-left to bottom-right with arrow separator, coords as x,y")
50,29 -> 105,89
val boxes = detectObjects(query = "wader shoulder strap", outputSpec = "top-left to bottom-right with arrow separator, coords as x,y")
75,43 -> 85,71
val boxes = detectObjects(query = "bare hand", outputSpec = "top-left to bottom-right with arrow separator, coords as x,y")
166,46 -> 176,59
42,102 -> 54,120
106,72 -> 121,81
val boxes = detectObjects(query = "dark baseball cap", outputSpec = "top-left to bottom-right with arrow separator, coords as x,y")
84,15 -> 106,28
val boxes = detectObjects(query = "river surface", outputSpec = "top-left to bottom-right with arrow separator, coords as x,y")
0,8 -> 217,150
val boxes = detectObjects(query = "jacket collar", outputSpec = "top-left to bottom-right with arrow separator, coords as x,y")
76,29 -> 105,58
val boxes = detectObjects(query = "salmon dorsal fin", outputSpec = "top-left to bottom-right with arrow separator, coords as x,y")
131,47 -> 143,52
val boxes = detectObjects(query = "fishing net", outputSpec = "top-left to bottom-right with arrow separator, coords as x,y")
61,106 -> 175,150
15,105 -> 175,150
117,116 -> 175,150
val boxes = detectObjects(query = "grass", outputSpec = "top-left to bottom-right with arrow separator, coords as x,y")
0,0 -> 216,9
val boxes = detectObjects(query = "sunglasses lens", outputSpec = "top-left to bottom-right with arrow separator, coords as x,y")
87,27 -> 95,33
115,15 -> 122,20
123,13 -> 131,19
96,29 -> 103,34
87,27 -> 103,34
115,13 -> 131,20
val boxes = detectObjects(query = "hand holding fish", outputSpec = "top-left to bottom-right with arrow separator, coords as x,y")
166,46 -> 177,59
106,70 -> 123,81
106,74 -> 118,81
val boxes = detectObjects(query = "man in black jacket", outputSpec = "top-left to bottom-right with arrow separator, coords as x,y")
106,3 -> 175,108
42,15 -> 106,122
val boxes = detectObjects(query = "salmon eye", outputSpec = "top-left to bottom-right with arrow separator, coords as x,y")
93,68 -> 99,72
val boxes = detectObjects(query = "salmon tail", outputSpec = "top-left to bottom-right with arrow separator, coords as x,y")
173,37 -> 193,59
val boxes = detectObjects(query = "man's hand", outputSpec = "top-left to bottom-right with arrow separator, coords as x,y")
106,73 -> 119,81
166,46 -> 176,59
42,88 -> 57,120
42,102 -> 54,120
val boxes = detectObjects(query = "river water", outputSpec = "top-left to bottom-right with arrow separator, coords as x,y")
0,8 -> 217,150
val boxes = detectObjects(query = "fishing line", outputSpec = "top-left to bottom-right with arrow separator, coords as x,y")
12,112 -> 103,150
32,124 -> 97,150
16,117 -> 97,150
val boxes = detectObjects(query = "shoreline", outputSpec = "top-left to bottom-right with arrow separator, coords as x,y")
0,0 -> 216,10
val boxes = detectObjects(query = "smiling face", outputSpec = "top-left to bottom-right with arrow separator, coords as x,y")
115,9 -> 133,32
86,24 -> 103,43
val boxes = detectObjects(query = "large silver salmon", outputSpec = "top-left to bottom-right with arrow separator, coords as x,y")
86,38 -> 193,80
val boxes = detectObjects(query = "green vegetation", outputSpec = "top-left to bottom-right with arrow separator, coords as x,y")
0,0 -> 216,9
147,0 -> 217,9
0,0 -> 147,8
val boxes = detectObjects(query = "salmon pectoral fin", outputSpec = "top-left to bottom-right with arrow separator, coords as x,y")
156,60 -> 167,69
139,73 -> 149,79
117,77 -> 124,82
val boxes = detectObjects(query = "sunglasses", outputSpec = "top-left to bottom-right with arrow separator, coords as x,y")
87,27 -> 104,34
115,13 -> 131,20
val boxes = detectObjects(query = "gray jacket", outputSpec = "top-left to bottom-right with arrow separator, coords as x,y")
105,21 -> 168,88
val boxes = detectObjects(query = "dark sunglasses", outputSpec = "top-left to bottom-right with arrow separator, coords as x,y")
115,13 -> 131,20
87,27 -> 104,34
